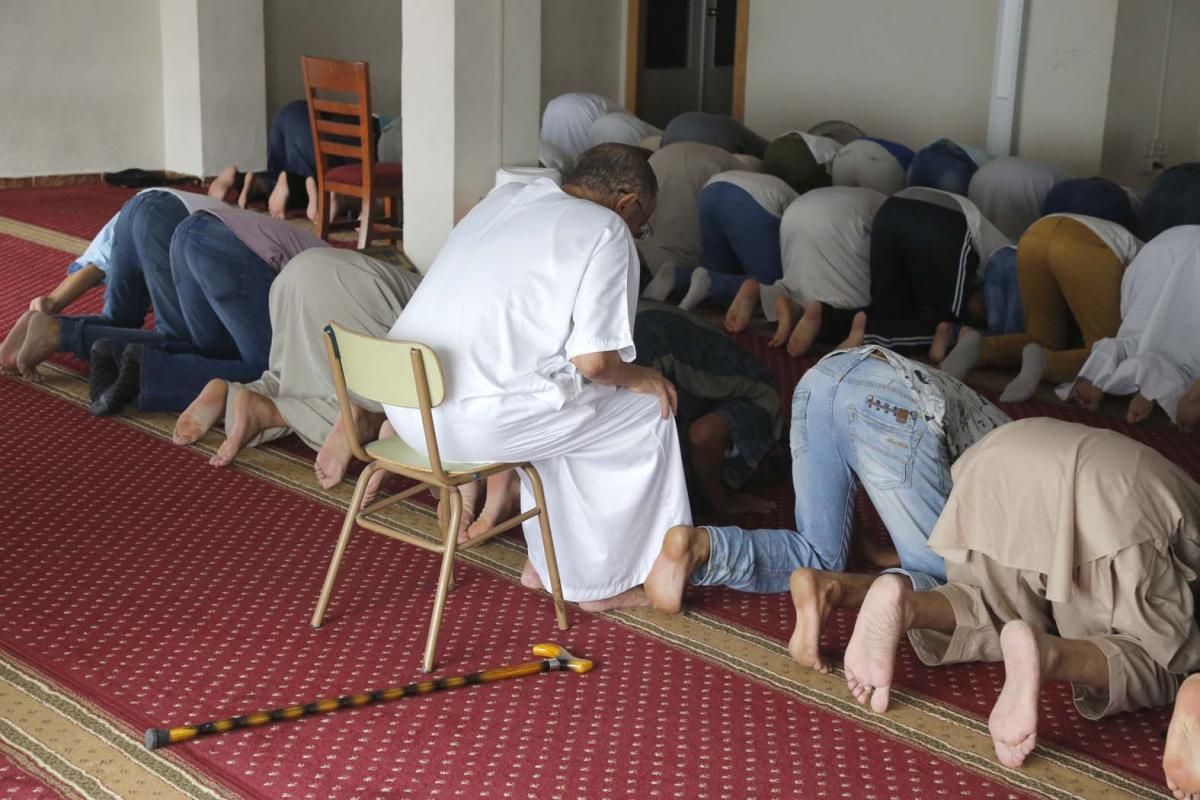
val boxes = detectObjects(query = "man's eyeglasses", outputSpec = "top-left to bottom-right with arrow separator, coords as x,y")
633,198 -> 654,240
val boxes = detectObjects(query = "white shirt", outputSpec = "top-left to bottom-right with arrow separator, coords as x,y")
387,178 -> 638,414
704,170 -> 797,218
588,111 -> 660,149
540,93 -> 622,166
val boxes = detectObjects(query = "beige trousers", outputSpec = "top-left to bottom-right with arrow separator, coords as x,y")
908,541 -> 1200,719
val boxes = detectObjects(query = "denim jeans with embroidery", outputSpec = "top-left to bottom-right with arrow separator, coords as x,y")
691,349 -> 950,593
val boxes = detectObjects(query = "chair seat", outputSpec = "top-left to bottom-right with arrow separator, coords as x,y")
326,161 -> 404,190
366,436 -> 491,476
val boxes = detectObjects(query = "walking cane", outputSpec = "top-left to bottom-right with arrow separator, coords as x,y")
144,643 -> 592,750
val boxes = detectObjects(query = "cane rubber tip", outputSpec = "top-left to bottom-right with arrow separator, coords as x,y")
145,728 -> 168,750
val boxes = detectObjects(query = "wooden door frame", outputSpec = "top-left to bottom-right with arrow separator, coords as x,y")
624,0 -> 750,121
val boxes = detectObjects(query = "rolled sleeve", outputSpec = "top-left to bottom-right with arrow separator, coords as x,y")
565,225 -> 639,362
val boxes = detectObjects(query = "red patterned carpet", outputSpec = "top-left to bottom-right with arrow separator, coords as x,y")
0,185 -> 1187,798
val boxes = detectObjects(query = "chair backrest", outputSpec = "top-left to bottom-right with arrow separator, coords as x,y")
301,56 -> 375,186
324,323 -> 445,409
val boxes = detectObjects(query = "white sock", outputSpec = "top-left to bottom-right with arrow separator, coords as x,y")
678,267 -> 711,311
939,328 -> 982,380
642,262 -> 677,302
999,343 -> 1046,403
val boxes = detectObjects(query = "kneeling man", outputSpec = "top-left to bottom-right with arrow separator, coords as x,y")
384,144 -> 691,610
646,345 -> 1010,670
843,419 -> 1200,771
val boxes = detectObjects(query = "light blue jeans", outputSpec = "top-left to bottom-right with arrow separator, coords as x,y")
691,349 -> 950,593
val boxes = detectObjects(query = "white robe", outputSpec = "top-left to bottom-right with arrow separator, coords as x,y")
540,92 -> 622,167
760,186 -> 885,318
1073,225 -> 1200,422
588,111 -> 661,149
384,179 -> 692,601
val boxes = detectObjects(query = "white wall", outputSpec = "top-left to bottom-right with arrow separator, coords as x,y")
196,0 -> 267,175
0,0 -> 165,177
744,0 -> 998,149
263,0 -> 403,123
1015,0 -> 1119,177
160,0 -> 204,176
1102,0 -> 1200,190
540,0 -> 626,110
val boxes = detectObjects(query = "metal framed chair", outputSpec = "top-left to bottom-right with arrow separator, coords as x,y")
311,322 -> 570,672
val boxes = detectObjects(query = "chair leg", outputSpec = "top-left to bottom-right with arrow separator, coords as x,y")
422,485 -> 462,672
311,462 -> 378,627
522,464 -> 569,631
357,191 -> 373,249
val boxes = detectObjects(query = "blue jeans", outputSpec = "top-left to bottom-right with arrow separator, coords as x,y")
906,139 -> 978,196
57,191 -> 189,358
692,350 -> 950,593
695,182 -> 785,305
983,246 -> 1024,334
124,214 -> 275,411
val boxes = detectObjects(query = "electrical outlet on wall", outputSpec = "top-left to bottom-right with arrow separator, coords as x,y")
1145,139 -> 1169,173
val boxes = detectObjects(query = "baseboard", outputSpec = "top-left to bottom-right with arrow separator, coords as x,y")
0,171 -> 207,190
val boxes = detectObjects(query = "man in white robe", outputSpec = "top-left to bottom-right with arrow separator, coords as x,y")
383,144 -> 692,610
540,92 -> 622,170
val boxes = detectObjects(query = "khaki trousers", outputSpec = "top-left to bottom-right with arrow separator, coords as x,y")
978,216 -> 1125,383
908,541 -> 1200,719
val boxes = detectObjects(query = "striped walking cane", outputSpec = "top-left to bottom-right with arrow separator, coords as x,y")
144,644 -> 592,749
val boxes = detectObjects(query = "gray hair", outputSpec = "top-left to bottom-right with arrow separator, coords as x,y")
563,143 -> 658,202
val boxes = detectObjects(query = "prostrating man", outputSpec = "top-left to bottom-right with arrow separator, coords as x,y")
539,92 -> 622,169
831,138 -> 914,196
661,111 -> 768,158
1071,225 -> 1200,424
588,111 -> 661,149
939,180 -> 1141,402
174,248 -> 421,485
842,419 -> 1200,770
88,207 -> 327,416
907,138 -> 990,195
2,188 -> 226,380
644,346 -> 1010,672
783,187 -> 1009,360
382,144 -> 691,611
761,132 -> 838,194
638,142 -> 744,285
967,156 -> 1062,241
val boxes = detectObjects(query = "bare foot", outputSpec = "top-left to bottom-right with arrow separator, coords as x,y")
447,480 -> 481,543
1,309 -> 33,371
858,535 -> 902,569
174,379 -> 228,445
724,278 -> 760,334
843,574 -> 908,713
712,492 -> 776,515
1165,673 -> 1200,799
15,311 -> 61,379
989,620 -> 1042,768
929,321 -> 955,362
305,176 -> 319,223
788,568 -> 846,673
644,525 -> 710,614
465,471 -> 519,542
238,172 -> 255,209
786,300 -> 824,358
314,407 -> 384,489
579,585 -> 650,612
769,296 -> 801,348
268,171 -> 290,219
1071,378 -> 1103,412
209,165 -> 237,200
1127,393 -> 1155,424
211,389 -> 285,467
362,421 -> 395,504
835,311 -> 867,351
1180,382 -> 1200,432
521,559 -> 545,591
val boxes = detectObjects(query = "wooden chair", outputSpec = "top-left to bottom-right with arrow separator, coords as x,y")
311,322 -> 570,673
301,56 -> 403,249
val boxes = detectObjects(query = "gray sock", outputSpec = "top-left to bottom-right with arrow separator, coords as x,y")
642,262 -> 677,302
678,267 -> 712,311
999,343 -> 1046,403
939,328 -> 982,380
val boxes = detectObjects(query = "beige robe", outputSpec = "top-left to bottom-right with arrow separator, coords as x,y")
910,418 -> 1200,718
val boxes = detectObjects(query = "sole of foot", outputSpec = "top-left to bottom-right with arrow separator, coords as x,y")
643,525 -> 706,614
989,620 -> 1042,769
1,309 -> 34,371
174,379 -> 228,445
842,574 -> 907,713
834,311 -> 867,352
1165,674 -> 1200,799
723,278 -> 760,334
15,310 -> 60,379
786,301 -> 823,358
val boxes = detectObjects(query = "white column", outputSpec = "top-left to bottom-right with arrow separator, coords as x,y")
986,0 -> 1026,157
160,0 -> 267,177
401,0 -> 541,271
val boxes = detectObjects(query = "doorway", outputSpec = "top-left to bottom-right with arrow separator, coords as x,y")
625,0 -> 749,130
